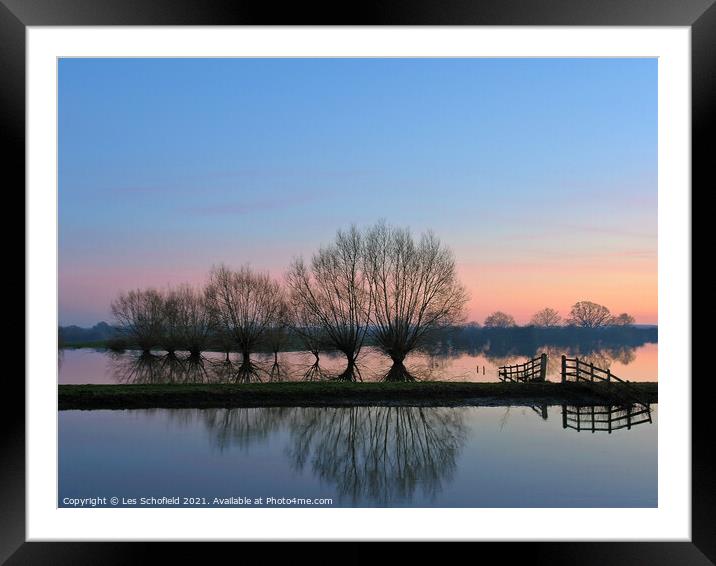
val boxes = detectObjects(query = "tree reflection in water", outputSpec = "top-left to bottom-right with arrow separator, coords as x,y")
111,351 -> 167,384
148,407 -> 290,451
302,355 -> 329,381
182,355 -> 212,383
111,352 -> 275,384
201,407 -> 290,451
413,343 -> 640,382
285,406 -> 467,505
155,405 -> 467,504
208,353 -> 269,383
234,357 -> 266,383
206,357 -> 236,383
111,352 -> 213,384
108,342 -> 641,384
606,346 -> 637,365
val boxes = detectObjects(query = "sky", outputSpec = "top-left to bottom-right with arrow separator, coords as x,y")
58,58 -> 657,326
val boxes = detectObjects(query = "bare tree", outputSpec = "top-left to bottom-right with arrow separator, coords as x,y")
110,350 -> 165,384
530,307 -> 562,327
484,311 -> 516,328
205,264 -> 284,381
212,327 -> 236,362
110,288 -> 164,353
148,285 -> 216,356
287,293 -> 329,381
610,312 -> 636,327
363,221 -> 468,381
159,288 -> 183,355
286,225 -> 372,381
266,299 -> 292,381
173,284 -> 215,357
566,301 -> 612,328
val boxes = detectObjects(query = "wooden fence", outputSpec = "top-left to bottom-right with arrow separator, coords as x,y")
498,353 -> 547,383
561,404 -> 653,433
560,355 -> 623,384
560,355 -> 648,403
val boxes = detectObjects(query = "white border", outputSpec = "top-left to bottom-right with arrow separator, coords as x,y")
27,27 -> 691,541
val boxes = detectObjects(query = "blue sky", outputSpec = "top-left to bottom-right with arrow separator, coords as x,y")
59,58 -> 657,326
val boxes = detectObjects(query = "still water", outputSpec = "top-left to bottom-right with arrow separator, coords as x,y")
59,404 -> 657,508
58,343 -> 658,384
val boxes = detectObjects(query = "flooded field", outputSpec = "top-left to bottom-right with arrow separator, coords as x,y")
58,343 -> 657,384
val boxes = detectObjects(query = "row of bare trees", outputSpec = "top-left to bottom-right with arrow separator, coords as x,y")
111,222 -> 470,381
286,223 -> 469,380
481,302 -> 636,329
111,285 -> 214,356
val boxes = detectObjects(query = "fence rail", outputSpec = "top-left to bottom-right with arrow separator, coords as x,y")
561,355 -> 640,386
560,355 -> 651,408
561,355 -> 623,383
561,404 -> 653,433
498,353 -> 547,383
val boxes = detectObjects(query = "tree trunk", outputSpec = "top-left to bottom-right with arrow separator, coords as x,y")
384,356 -> 416,382
336,355 -> 360,382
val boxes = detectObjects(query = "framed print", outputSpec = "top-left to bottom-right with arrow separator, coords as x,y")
7,0 -> 708,563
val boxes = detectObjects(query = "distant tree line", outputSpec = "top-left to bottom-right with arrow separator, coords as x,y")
481,301 -> 637,329
58,321 -> 118,346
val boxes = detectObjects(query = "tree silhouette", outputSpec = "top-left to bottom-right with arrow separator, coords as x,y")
111,288 -> 164,353
484,311 -> 516,328
530,307 -> 561,327
611,312 -> 636,327
173,284 -> 215,356
286,226 -> 372,381
567,301 -> 612,328
287,285 -> 330,380
158,287 -> 184,355
266,299 -> 292,381
206,264 -> 284,381
364,221 -> 468,381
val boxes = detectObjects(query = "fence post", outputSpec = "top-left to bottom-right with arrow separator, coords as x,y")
540,353 -> 547,381
590,362 -> 595,382
562,405 -> 567,428
607,368 -> 611,382
575,357 -> 580,381
561,355 -> 566,383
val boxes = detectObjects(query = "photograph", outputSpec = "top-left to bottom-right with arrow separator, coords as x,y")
56,56 -> 659,509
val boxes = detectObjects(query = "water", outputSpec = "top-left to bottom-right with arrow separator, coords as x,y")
58,343 -> 657,384
59,404 -> 657,508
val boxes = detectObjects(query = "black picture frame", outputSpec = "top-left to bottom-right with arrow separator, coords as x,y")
6,1 -> 706,563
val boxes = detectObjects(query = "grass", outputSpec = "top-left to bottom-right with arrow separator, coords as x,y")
58,380 -> 658,410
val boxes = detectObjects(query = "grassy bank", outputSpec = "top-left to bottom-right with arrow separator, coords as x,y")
59,381 -> 658,410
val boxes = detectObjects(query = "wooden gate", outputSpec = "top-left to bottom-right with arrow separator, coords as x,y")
560,355 -> 647,405
498,353 -> 547,382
